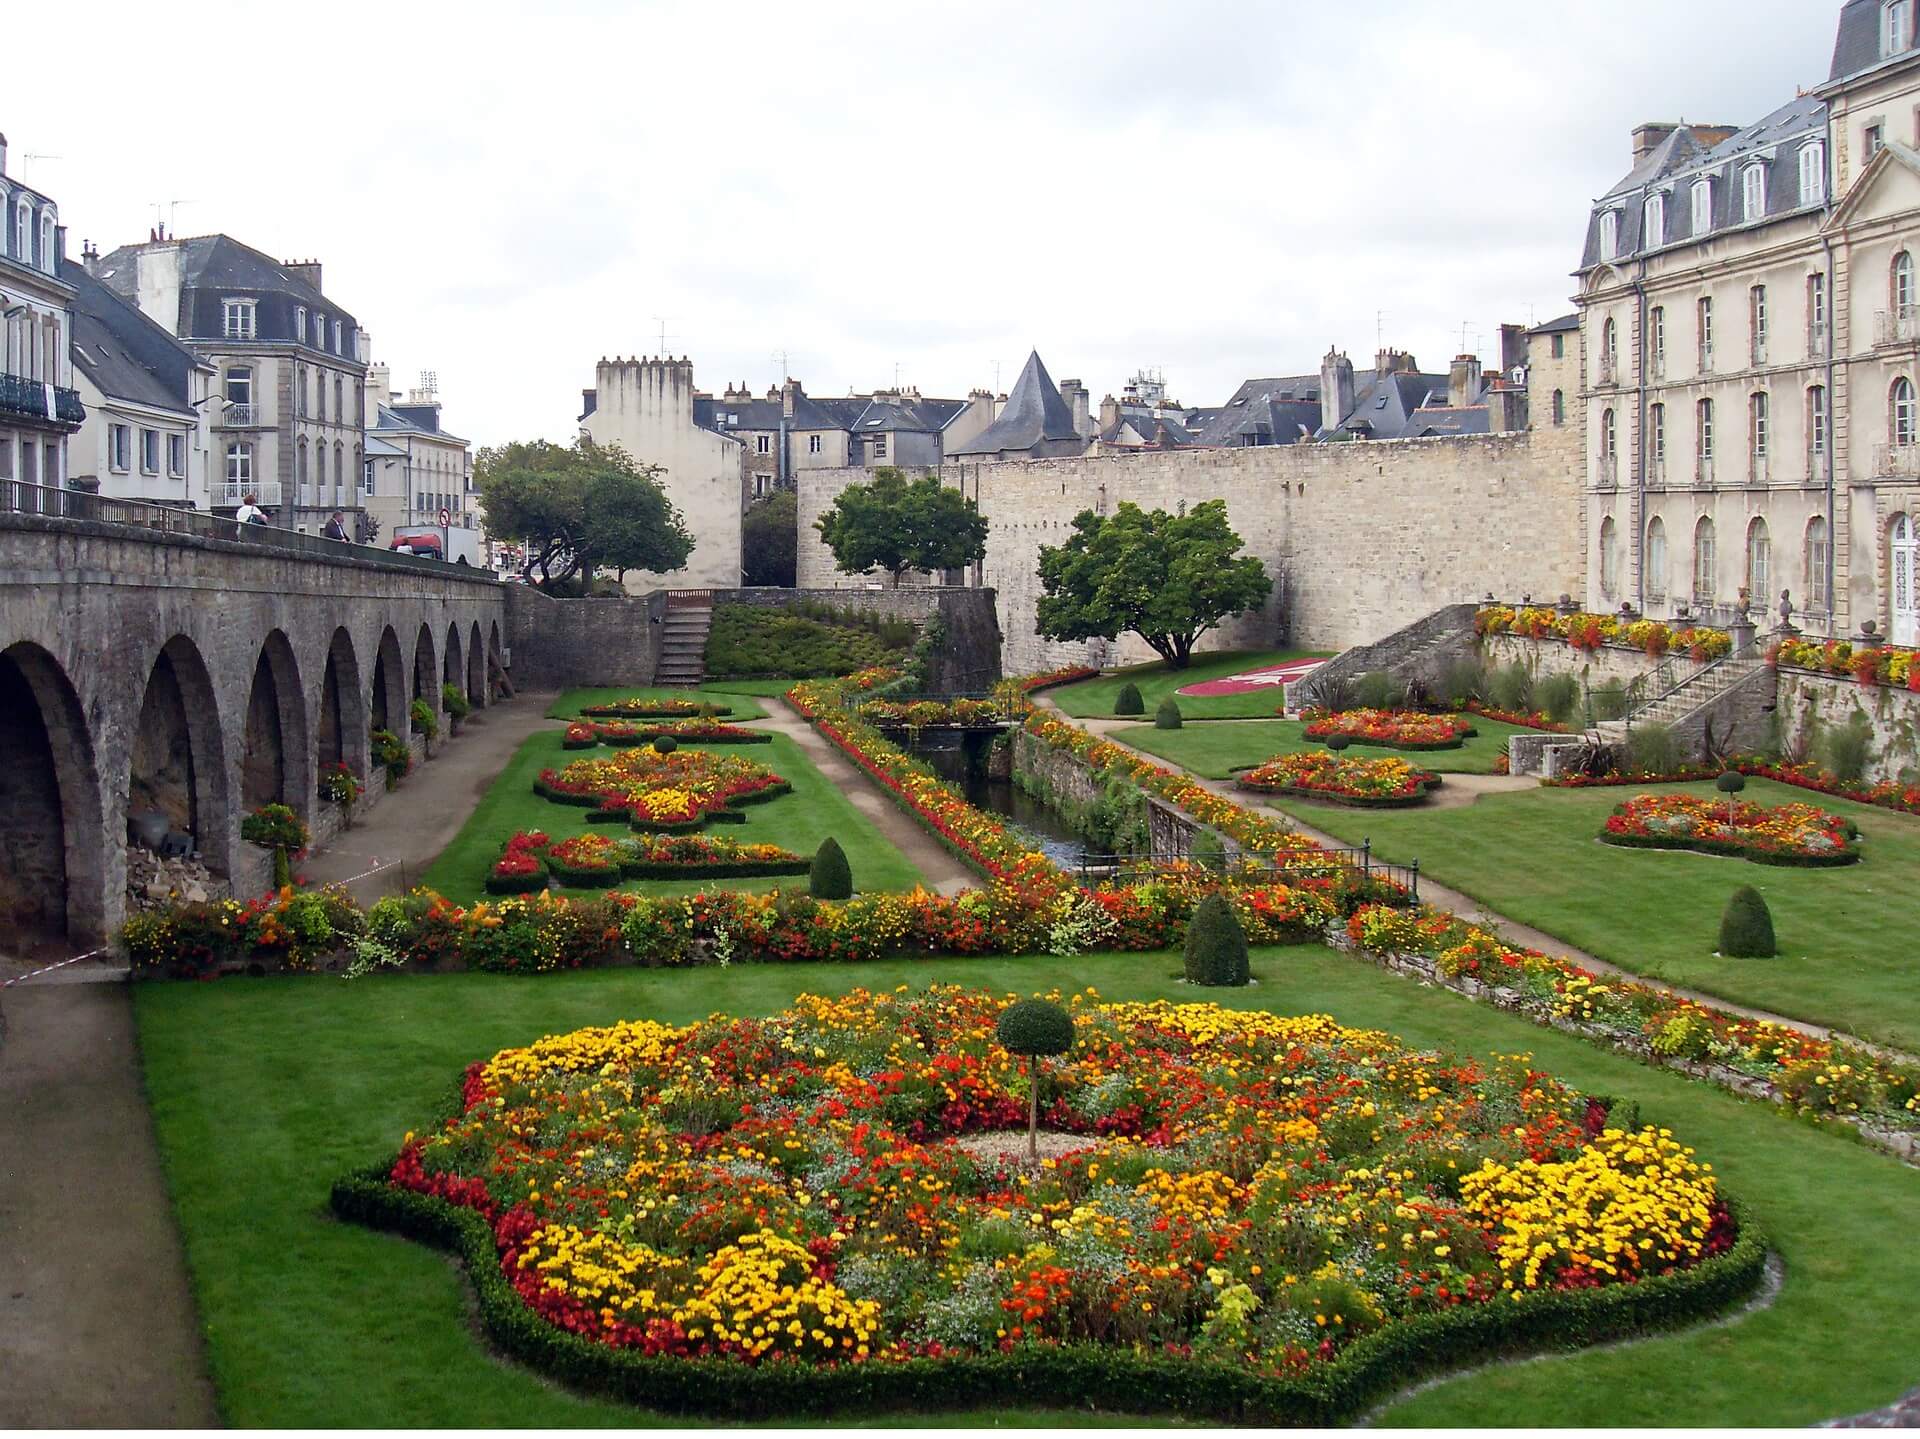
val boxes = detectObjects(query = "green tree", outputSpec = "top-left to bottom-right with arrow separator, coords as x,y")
1035,500 -> 1272,669
742,491 -> 798,588
813,467 -> 987,587
476,439 -> 692,591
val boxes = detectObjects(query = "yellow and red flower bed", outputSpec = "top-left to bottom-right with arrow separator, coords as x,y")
487,831 -> 553,894
344,985 -> 1753,1423
1302,708 -> 1476,750
856,697 -> 1012,729
1772,635 -> 1920,691
1476,607 -> 1734,663
579,697 -> 733,719
1600,793 -> 1862,867
535,749 -> 790,830
564,719 -> 770,749
1238,751 -> 1442,807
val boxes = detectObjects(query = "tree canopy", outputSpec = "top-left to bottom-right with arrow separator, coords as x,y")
1035,500 -> 1272,669
742,490 -> 798,588
813,467 -> 987,587
476,439 -> 693,590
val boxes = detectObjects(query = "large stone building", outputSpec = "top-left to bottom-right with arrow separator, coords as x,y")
0,134 -> 84,498
362,366 -> 476,548
92,234 -> 368,534
1578,0 -> 1920,647
946,351 -> 1089,464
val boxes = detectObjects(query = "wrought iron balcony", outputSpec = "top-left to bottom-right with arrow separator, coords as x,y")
221,403 -> 258,427
0,371 -> 84,429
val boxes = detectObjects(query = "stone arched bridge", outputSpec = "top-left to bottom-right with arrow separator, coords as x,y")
0,514 -> 510,949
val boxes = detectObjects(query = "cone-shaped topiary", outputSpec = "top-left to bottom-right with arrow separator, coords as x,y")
1719,885 -> 1777,959
810,837 -> 853,900
1114,682 -> 1146,717
1184,894 -> 1251,987
1155,697 -> 1184,730
996,998 -> 1075,1162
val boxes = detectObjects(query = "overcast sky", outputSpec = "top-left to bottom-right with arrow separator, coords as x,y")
7,0 -> 1842,445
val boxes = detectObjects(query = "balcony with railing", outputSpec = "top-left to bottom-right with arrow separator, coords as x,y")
0,371 -> 85,430
1596,356 -> 1618,388
1875,308 -> 1920,346
1874,443 -> 1920,477
218,481 -> 285,508
219,403 -> 259,427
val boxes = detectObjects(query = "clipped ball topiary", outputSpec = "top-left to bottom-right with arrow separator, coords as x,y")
996,998 -> 1075,1162
1114,682 -> 1146,717
1719,885 -> 1777,959
1324,732 -> 1353,752
1155,697 -> 1184,730
1716,770 -> 1747,795
652,735 -> 679,755
809,837 -> 853,900
1184,894 -> 1251,987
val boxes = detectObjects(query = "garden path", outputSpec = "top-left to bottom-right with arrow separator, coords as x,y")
747,701 -> 975,896
1044,701 -> 1913,1061
0,982 -> 219,1426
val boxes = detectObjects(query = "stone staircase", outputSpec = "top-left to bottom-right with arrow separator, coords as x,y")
655,600 -> 713,687
1591,647 -> 1770,748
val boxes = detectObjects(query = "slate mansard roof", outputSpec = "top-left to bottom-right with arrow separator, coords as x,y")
946,351 -> 1082,458
94,234 -> 361,353
1827,0 -> 1920,88
66,264 -> 204,415
1190,375 -> 1323,447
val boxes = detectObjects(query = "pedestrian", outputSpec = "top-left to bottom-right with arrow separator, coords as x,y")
322,510 -> 349,542
234,492 -> 268,526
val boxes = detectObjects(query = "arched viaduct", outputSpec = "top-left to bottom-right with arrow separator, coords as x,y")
0,514 -> 509,949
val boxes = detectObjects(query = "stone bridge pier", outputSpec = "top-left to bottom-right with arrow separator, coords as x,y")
0,516 -> 508,950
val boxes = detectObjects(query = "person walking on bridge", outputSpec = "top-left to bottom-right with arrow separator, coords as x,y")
322,511 -> 349,543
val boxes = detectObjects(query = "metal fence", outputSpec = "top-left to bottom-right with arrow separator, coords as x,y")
0,479 -> 496,580
1075,841 -> 1420,904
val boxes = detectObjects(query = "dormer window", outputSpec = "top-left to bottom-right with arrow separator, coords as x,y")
1600,209 -> 1621,260
1885,0 -> 1912,58
39,212 -> 55,273
14,200 -> 28,260
1645,193 -> 1667,247
1742,164 -> 1767,223
1692,178 -> 1714,236
294,305 -> 306,342
315,313 -> 327,351
1800,142 -> 1826,205
222,299 -> 257,340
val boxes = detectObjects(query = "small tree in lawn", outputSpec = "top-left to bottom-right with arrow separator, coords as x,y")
1036,499 -> 1272,670
996,998 -> 1075,1162
814,467 -> 988,588
1716,769 -> 1746,827
742,490 -> 798,588
1719,886 -> 1777,958
810,838 -> 853,900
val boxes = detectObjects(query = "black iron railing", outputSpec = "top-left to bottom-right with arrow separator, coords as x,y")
1075,841 -> 1420,905
0,371 -> 84,427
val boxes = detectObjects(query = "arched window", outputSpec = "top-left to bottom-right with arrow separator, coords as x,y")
1602,408 -> 1617,458
334,375 -> 344,419
297,438 -> 309,498
1894,251 -> 1916,315
333,441 -> 344,492
39,214 -> 54,273
1601,317 -> 1618,379
1600,516 -> 1620,598
1694,517 -> 1717,604
1805,516 -> 1831,611
1552,389 -> 1565,426
1692,178 -> 1714,235
1747,517 -> 1772,599
1645,193 -> 1666,247
1750,391 -> 1771,462
1808,385 -> 1829,460
1647,517 -> 1670,601
1742,164 -> 1767,223
14,200 -> 29,261
1893,376 -> 1917,447
1885,0 -> 1912,58
1800,142 -> 1826,205
1600,210 -> 1621,260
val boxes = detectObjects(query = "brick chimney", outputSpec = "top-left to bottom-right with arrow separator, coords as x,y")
1320,348 -> 1355,434
1448,354 -> 1483,409
1098,395 -> 1121,433
781,378 -> 800,420
1632,121 -> 1740,167
284,258 -> 323,292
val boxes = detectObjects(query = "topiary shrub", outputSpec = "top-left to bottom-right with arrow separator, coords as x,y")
996,998 -> 1075,1162
1155,698 -> 1184,730
652,735 -> 679,755
1113,682 -> 1146,717
1718,886 -> 1777,959
1183,894 -> 1250,988
1324,732 -> 1352,752
809,837 -> 853,900
1535,673 -> 1580,724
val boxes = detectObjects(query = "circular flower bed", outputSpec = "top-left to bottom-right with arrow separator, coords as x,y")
536,748 -> 790,829
1302,709 -> 1476,751
337,987 -> 1758,1424
1237,751 -> 1442,807
1599,794 -> 1862,867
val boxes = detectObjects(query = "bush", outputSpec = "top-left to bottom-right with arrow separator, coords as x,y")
1488,663 -> 1534,714
995,998 -> 1075,1057
410,697 -> 439,743
1718,886 -> 1777,959
1183,894 -> 1250,988
809,838 -> 853,900
1190,830 -> 1227,872
1535,673 -> 1580,724
1324,733 -> 1352,752
1155,698 -> 1184,730
1626,722 -> 1683,775
1819,714 -> 1874,784
1113,682 -> 1146,717
1352,670 -> 1404,711
441,682 -> 472,722
704,604 -> 912,679
1590,678 -> 1629,721
652,736 -> 679,755
1715,770 -> 1747,796
1439,658 -> 1487,706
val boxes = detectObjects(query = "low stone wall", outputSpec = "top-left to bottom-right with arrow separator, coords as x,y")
1011,729 -> 1198,860
504,588 -> 663,692
710,587 -> 1002,694
1290,603 -> 1479,710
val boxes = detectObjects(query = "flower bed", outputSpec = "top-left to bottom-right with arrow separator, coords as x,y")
1476,606 -> 1733,662
1462,700 -> 1570,733
579,698 -> 734,719
1772,636 -> 1920,691
487,832 -> 552,894
856,697 -> 1013,729
535,749 -> 790,829
1599,794 -> 1862,867
543,833 -> 625,887
1302,709 -> 1476,750
1543,755 -> 1920,817
564,720 -> 770,749
1238,752 -> 1443,808
335,985 -> 1759,1425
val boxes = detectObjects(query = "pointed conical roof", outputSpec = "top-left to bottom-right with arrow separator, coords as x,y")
948,351 -> 1082,457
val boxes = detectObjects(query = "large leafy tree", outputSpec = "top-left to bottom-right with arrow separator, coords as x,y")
476,439 -> 692,590
1035,500 -> 1272,669
742,490 -> 798,588
814,467 -> 987,587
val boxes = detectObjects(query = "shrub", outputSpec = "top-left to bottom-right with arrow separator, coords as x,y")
704,604 -> 912,679
1114,682 -> 1146,716
410,697 -> 439,744
1718,886 -> 1777,959
1183,894 -> 1250,988
1819,714 -> 1874,784
1590,677 -> 1629,721
1190,829 -> 1227,872
1716,770 -> 1747,796
1488,663 -> 1534,714
371,728 -> 411,789
1626,722 -> 1684,776
441,682 -> 472,722
240,803 -> 310,890
1155,697 -> 1184,730
1324,732 -> 1352,752
652,736 -> 679,755
994,997 -> 1075,1057
1352,670 -> 1405,710
1535,673 -> 1580,724
809,837 -> 853,900
1439,658 -> 1487,706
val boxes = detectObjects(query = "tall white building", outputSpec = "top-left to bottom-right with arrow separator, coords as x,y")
0,133 -> 84,499
362,363 -> 475,549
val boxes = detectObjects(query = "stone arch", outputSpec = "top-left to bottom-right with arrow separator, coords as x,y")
129,635 -> 232,880
317,626 -> 370,785
443,622 -> 464,695
488,619 -> 504,699
411,623 -> 438,725
371,626 -> 406,735
241,630 -> 311,817
467,620 -> 485,707
0,642 -> 105,947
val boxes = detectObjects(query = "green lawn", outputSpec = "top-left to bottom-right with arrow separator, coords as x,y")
134,950 -> 1920,1427
1290,777 -> 1920,1052
1113,717 -> 1532,779
417,728 -> 924,902
1048,649 -> 1329,720
546,686 -> 769,721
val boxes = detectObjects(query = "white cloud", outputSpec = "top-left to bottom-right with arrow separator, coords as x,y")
5,0 -> 1839,443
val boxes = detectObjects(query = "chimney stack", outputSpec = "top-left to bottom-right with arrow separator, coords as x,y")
284,258 -> 324,292
1098,395 -> 1121,433
1448,354 -> 1483,409
1320,348 -> 1355,434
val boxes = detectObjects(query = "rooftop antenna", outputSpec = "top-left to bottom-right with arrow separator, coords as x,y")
22,153 -> 62,182
993,360 -> 1002,392
1459,320 -> 1476,354
771,347 -> 790,381
150,199 -> 195,239
652,317 -> 678,358
1377,310 -> 1387,352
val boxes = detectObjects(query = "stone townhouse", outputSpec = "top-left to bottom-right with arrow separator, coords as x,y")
362,366 -> 475,549
1579,0 -> 1920,647
0,133 -> 84,498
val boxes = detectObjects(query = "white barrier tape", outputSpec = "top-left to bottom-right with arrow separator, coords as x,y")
3,947 -> 110,987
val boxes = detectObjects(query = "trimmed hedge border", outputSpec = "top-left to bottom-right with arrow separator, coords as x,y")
1237,774 -> 1443,809
482,870 -> 550,896
1596,828 -> 1862,869
330,1164 -> 1765,1426
580,704 -> 736,719
618,858 -> 811,881
544,858 -> 623,888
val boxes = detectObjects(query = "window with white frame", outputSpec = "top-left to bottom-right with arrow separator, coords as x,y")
1751,284 -> 1769,362
1886,0 -> 1912,58
1647,517 -> 1670,601
222,300 -> 257,339
1692,178 -> 1714,235
1694,517 -> 1717,603
1809,385 -> 1829,458
1599,210 -> 1621,260
315,314 -> 327,351
1806,517 -> 1831,609
808,434 -> 821,454
141,428 -> 160,474
1699,296 -> 1715,370
333,320 -> 343,353
756,434 -> 771,454
1751,391 -> 1771,461
1644,193 -> 1666,248
294,305 -> 306,341
226,366 -> 253,411
1600,516 -> 1620,597
873,435 -> 888,459
39,215 -> 53,273
1800,142 -> 1826,205
1895,251 -> 1916,314
363,459 -> 376,496
226,442 -> 253,485
14,200 -> 29,261
1867,122 -> 1887,160
1651,403 -> 1667,462
1602,408 -> 1617,464
1747,518 -> 1772,597
168,433 -> 186,477
1809,271 -> 1829,353
1893,376 -> 1918,446
1602,317 -> 1618,377
108,424 -> 131,472
1698,398 -> 1716,461
1650,306 -> 1667,374
1742,164 -> 1767,223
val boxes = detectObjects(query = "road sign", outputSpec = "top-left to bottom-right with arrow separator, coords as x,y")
439,507 -> 451,527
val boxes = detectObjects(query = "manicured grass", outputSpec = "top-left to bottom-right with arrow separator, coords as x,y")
1291,777 -> 1920,1052
416,728 -> 924,902
546,686 -> 768,720
1113,716 -> 1532,779
1048,649 -> 1330,720
133,950 -> 1920,1427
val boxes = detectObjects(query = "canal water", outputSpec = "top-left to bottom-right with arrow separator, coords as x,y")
904,735 -> 1093,869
